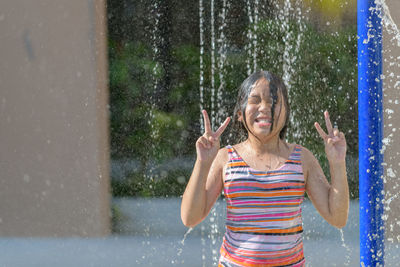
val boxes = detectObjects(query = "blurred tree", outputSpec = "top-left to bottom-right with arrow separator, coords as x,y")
107,0 -> 358,197
304,0 -> 355,18
303,0 -> 357,30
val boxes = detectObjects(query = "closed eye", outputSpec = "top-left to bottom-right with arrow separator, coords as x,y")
248,95 -> 273,105
248,96 -> 261,103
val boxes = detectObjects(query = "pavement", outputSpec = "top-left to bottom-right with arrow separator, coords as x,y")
0,198 -> 399,266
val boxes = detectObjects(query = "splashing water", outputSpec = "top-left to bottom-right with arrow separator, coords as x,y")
166,0 -> 399,264
339,229 -> 352,266
177,227 -> 194,258
354,1 -> 400,254
375,0 -> 400,47
209,200 -> 222,265
182,227 -> 193,246
201,225 -> 206,267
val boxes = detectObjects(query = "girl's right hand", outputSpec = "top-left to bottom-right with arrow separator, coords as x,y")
196,110 -> 230,163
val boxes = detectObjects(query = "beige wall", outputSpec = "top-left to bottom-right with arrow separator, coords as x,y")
383,0 -> 400,242
0,0 -> 110,236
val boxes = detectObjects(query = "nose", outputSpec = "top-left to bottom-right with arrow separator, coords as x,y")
259,100 -> 271,113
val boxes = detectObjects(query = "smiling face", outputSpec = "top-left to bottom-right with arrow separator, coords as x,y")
238,78 -> 287,140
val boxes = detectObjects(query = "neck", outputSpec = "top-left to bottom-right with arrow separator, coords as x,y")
245,134 -> 287,155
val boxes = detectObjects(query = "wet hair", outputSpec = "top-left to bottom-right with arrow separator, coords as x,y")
232,70 -> 290,141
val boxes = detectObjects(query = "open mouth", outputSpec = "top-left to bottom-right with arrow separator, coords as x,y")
255,118 -> 272,126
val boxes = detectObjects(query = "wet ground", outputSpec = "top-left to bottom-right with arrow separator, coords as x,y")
0,235 -> 360,267
0,198 -> 398,266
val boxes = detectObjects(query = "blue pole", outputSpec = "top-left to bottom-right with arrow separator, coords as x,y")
358,0 -> 385,266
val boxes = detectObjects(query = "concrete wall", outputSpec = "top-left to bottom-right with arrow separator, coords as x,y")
0,1 -> 110,236
383,0 -> 400,242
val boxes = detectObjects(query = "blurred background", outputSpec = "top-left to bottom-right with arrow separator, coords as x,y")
1,0 -> 400,266
108,0 -> 358,200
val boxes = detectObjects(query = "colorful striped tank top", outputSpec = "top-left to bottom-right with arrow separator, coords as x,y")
219,144 -> 306,267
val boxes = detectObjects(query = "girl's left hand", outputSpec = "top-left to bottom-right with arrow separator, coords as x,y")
314,111 -> 347,164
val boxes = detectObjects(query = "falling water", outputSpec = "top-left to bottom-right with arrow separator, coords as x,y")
198,1 -> 207,265
181,227 -> 193,245
280,0 -> 294,88
245,0 -> 255,76
211,0 -> 216,129
216,0 -> 229,127
175,0 -> 381,264
149,0 -> 160,138
275,0 -> 306,139
276,0 -> 305,90
253,0 -> 259,72
194,0 -> 308,265
177,227 -> 193,258
201,224 -> 206,267
209,202 -> 220,265
199,0 -> 205,133
339,229 -> 352,266
147,0 -> 161,180
211,2 -> 230,265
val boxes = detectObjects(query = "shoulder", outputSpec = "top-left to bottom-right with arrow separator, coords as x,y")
297,145 -> 320,176
213,146 -> 230,168
297,145 -> 314,160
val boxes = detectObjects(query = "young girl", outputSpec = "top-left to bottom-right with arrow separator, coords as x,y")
181,70 -> 349,266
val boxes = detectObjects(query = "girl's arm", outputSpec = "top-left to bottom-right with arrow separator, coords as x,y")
180,148 -> 226,227
302,147 -> 349,228
303,110 -> 349,228
180,110 -> 230,228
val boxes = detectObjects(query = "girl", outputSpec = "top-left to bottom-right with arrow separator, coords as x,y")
181,70 -> 349,266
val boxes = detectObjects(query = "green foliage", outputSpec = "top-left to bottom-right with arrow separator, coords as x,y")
149,110 -> 187,161
255,20 -> 357,154
294,25 -> 358,194
111,170 -> 190,198
255,19 -> 357,194
109,40 -> 158,159
292,25 -> 357,155
108,19 -> 358,198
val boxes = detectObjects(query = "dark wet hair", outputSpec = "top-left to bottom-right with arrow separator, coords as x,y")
232,70 -> 290,141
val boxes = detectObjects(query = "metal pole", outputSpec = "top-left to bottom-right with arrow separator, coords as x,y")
358,0 -> 385,266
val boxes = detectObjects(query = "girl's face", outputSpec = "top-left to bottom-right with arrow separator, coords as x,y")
238,78 -> 287,140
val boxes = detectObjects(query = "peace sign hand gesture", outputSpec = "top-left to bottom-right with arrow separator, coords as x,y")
314,111 -> 347,164
196,110 -> 230,164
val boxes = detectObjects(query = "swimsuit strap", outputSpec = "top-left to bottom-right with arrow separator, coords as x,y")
226,145 -> 239,162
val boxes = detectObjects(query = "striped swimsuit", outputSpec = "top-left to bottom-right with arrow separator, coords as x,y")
219,144 -> 306,267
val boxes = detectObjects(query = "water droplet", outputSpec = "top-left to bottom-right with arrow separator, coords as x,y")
160,170 -> 168,178
176,120 -> 183,127
177,176 -> 186,184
